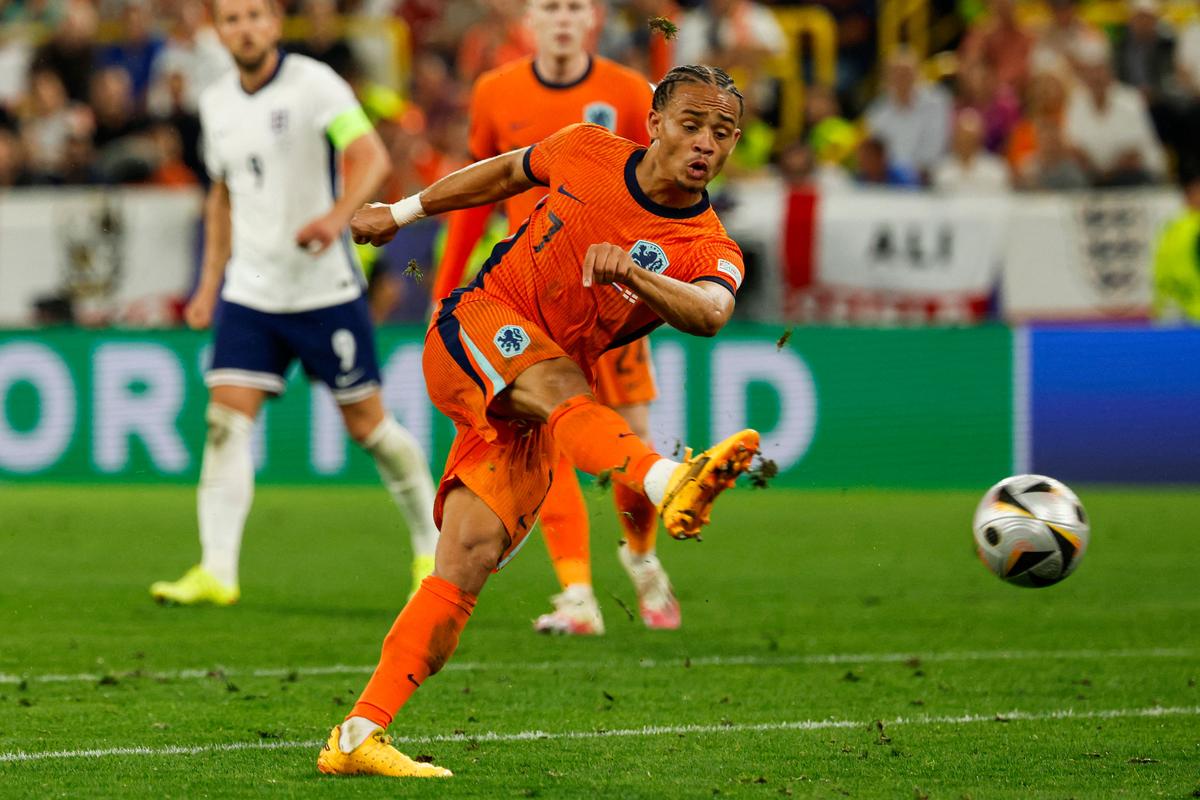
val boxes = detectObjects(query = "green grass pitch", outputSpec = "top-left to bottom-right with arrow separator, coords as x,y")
1,485 -> 1198,798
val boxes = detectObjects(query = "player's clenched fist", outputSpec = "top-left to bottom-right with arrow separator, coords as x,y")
582,243 -> 635,287
351,204 -> 400,247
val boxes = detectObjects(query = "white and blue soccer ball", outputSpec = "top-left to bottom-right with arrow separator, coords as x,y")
972,474 -> 1090,588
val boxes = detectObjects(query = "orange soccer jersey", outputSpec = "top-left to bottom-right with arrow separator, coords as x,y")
469,56 -> 653,231
424,123 -> 745,544
474,123 -> 743,372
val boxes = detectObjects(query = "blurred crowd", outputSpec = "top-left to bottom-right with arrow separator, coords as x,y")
1,0 -> 1199,196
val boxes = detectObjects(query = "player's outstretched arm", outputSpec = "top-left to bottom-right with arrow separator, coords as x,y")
582,243 -> 734,337
351,149 -> 535,247
185,181 -> 232,330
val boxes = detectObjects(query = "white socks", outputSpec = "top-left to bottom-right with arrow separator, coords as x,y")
339,716 -> 379,752
363,417 -> 440,560
198,404 -> 255,588
642,458 -> 679,506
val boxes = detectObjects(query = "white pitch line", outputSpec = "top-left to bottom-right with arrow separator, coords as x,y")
0,646 -> 1193,687
2,705 -> 1197,764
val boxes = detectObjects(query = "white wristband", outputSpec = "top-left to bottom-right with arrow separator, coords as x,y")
384,194 -> 427,228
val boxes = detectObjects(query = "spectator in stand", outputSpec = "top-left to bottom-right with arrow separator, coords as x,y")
1064,35 -> 1166,186
410,51 -> 465,136
932,108 -> 1010,193
58,116 -> 100,184
1016,120 -> 1089,189
99,0 -> 165,102
675,0 -> 786,72
958,0 -> 1034,93
149,70 -> 204,182
0,20 -> 34,108
1152,169 -> 1200,322
0,127 -> 32,187
955,59 -> 1020,153
295,0 -> 356,78
853,136 -> 919,187
1175,0 -> 1200,95
148,0 -> 233,116
805,83 -> 857,168
147,122 -> 197,187
90,67 -> 148,150
864,47 -> 951,181
31,0 -> 98,102
18,65 -> 83,179
1032,0 -> 1103,74
1115,0 -> 1176,103
456,0 -> 534,83
1006,68 -> 1066,172
776,138 -> 851,192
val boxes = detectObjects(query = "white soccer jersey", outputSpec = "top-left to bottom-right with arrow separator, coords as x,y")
200,53 -> 365,313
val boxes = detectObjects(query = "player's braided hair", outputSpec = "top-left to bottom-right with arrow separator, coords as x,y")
651,65 -> 745,118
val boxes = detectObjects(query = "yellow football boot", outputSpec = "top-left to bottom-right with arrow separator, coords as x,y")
149,565 -> 240,606
317,725 -> 452,778
408,554 -> 436,600
658,429 -> 760,539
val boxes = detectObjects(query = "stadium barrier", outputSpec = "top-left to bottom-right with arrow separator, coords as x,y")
0,325 -> 1013,488
1023,325 -> 1200,484
723,183 -> 1178,323
0,186 -> 1180,326
3,324 -> 1194,487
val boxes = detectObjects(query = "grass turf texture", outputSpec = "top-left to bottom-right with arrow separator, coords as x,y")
1,486 -> 1197,798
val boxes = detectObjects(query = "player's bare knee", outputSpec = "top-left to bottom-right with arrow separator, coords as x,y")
457,529 -> 509,574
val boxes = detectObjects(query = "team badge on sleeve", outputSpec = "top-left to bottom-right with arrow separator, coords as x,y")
717,258 -> 743,289
583,102 -> 617,131
630,241 -> 670,274
494,325 -> 531,357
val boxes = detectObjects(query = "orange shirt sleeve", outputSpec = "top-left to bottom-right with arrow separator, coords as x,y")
526,123 -> 604,186
685,238 -> 746,297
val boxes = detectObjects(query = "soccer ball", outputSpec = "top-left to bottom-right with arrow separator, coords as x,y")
972,474 -> 1090,588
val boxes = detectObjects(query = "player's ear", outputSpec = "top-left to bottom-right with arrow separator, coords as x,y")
646,109 -> 661,141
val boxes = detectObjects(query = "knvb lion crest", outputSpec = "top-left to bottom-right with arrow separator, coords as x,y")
583,101 -> 617,131
629,240 -> 669,274
493,325 -> 530,357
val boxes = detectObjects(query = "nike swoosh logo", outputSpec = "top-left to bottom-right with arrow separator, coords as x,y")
509,120 -> 531,131
557,184 -> 584,204
334,369 -> 364,388
406,673 -> 421,688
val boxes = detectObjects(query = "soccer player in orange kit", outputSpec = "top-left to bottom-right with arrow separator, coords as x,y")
432,0 -> 679,636
317,66 -> 757,778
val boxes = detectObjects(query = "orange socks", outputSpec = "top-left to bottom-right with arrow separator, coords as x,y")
349,575 -> 476,729
546,395 -> 661,492
539,452 -> 592,589
614,483 -> 658,554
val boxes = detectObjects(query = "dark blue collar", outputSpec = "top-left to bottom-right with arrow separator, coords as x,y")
531,55 -> 593,90
623,150 -> 710,219
240,48 -> 286,96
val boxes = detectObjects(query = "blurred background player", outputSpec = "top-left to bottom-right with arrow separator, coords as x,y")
430,0 -> 681,637
321,67 -> 755,778
149,0 -> 440,606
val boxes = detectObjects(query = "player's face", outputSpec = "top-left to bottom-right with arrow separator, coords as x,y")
213,0 -> 281,73
647,84 -> 742,193
526,0 -> 595,60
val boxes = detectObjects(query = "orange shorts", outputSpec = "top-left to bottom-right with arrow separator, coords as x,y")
592,339 -> 658,407
424,294 -> 566,566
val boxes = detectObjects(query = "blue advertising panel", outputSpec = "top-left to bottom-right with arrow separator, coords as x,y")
1030,326 -> 1200,482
